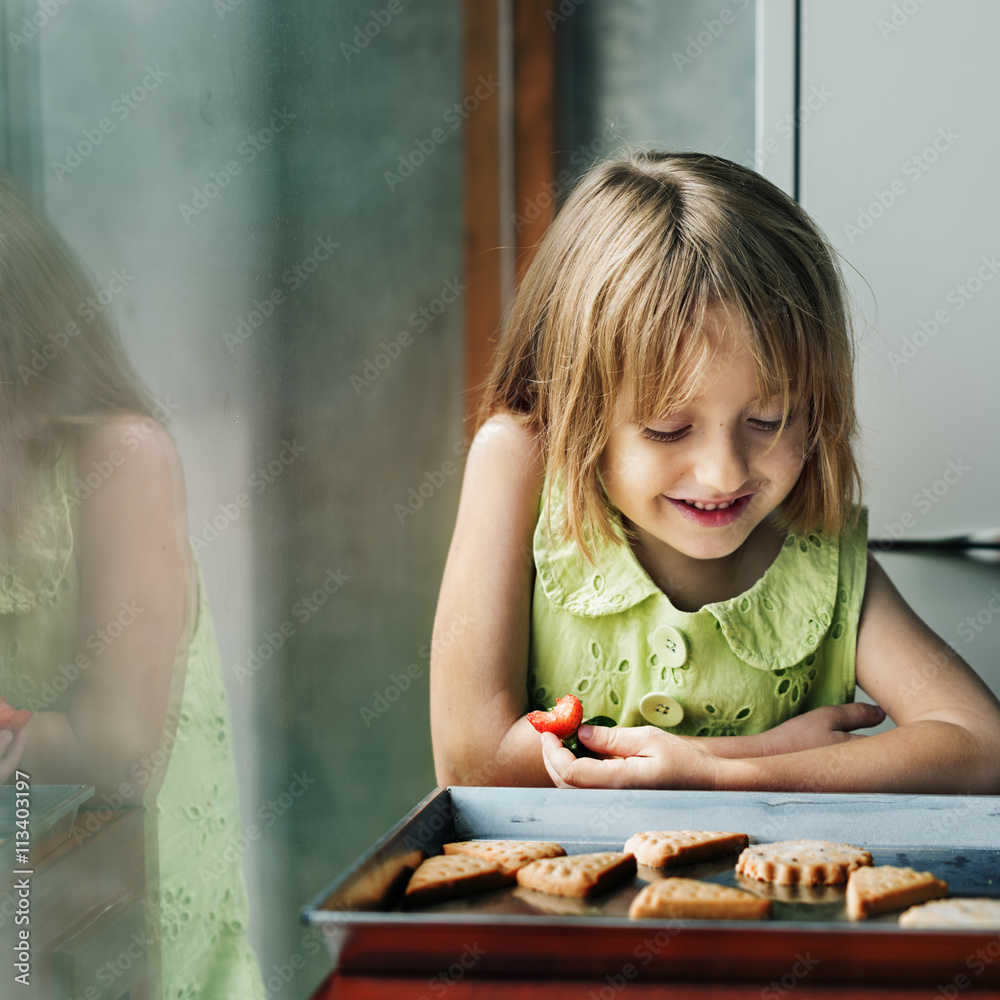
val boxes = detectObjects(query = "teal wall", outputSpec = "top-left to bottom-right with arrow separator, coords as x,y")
33,2 -> 460,995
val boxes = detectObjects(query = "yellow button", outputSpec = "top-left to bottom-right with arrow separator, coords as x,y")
639,692 -> 685,728
651,625 -> 687,668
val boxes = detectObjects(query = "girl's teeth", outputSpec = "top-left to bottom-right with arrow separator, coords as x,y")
684,499 -> 734,510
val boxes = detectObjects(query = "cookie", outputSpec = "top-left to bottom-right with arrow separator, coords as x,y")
516,852 -> 637,898
629,878 -> 771,920
898,897 -> 1000,929
443,840 -> 566,875
736,839 -> 873,885
404,853 -> 511,907
846,865 -> 948,920
624,830 -> 749,869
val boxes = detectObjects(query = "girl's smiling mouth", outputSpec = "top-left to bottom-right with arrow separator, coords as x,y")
667,493 -> 754,525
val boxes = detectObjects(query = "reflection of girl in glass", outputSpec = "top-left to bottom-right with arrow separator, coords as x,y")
0,176 -> 264,997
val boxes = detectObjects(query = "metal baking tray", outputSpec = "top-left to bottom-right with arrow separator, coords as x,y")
302,787 -> 1000,987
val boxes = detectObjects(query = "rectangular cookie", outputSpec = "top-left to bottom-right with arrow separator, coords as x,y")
629,878 -> 771,920
624,830 -> 749,868
846,865 -> 948,920
516,852 -> 636,898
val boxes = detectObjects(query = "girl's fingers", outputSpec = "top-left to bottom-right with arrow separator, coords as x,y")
539,731 -> 578,786
540,730 -> 647,788
577,724 -> 661,756
838,702 -> 886,730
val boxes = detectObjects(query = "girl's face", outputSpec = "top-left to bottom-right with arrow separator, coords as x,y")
600,311 -> 807,567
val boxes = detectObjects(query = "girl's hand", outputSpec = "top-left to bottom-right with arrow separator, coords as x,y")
540,725 -> 719,789
754,703 -> 887,756
0,728 -> 28,783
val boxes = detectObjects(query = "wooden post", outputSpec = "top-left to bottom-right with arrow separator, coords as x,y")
461,0 -> 556,422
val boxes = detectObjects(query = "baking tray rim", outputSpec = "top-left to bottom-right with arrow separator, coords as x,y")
301,785 -> 1000,928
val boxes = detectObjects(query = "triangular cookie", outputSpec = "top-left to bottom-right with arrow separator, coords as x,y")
624,830 -> 749,868
404,853 -> 511,907
443,840 -> 566,874
516,852 -> 637,897
846,865 -> 948,920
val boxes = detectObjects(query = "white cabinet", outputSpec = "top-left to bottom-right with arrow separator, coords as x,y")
759,0 -> 1000,697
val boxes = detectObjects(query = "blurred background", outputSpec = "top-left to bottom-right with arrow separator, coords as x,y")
2,0 -> 997,996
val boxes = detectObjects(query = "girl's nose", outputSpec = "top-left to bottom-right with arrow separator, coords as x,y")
692,428 -> 750,494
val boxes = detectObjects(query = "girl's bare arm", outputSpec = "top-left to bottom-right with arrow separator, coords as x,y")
16,416 -> 192,802
430,413 -> 552,786
542,558 -> 1000,793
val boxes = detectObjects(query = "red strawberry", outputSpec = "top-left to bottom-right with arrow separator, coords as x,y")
526,694 -> 583,740
0,697 -> 31,736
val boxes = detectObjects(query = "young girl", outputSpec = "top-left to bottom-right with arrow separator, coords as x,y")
0,177 -> 264,997
430,151 -> 1000,794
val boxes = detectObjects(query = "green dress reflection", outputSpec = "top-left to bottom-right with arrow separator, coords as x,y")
0,443 -> 264,1000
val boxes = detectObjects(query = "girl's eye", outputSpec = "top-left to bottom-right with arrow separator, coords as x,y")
748,418 -> 784,432
641,426 -> 689,443
748,409 -> 794,433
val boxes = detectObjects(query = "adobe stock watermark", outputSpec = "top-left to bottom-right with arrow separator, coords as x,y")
956,589 -> 1000,646
178,107 -> 295,223
545,0 -> 587,28
18,267 -> 136,384
512,118 -> 625,234
587,788 -> 642,837
8,0 -> 75,52
260,927 -> 332,997
232,567 -> 350,683
359,611 -> 470,727
402,796 -> 458,853
586,920 -> 684,1000
761,952 -> 819,999
878,0 -> 934,41
393,438 -> 469,523
190,439 -> 305,553
340,0 -> 415,62
18,602 -> 144,713
887,253 -> 1000,373
198,770 -> 317,886
843,126 -> 959,244
51,66 -> 170,181
224,236 -> 340,352
69,929 -> 150,998
934,933 -> 1000,999
673,0 -> 751,73
350,276 -> 465,393
417,943 -> 487,999
746,83 -> 833,172
869,457 -> 971,551
213,0 -> 246,21
72,725 -> 189,844
896,588 -> 1000,699
384,76 -> 499,191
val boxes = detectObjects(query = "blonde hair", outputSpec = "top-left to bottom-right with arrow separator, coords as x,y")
0,175 -> 156,532
479,151 -> 860,554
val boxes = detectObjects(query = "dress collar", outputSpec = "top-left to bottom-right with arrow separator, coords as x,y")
534,479 -> 858,670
